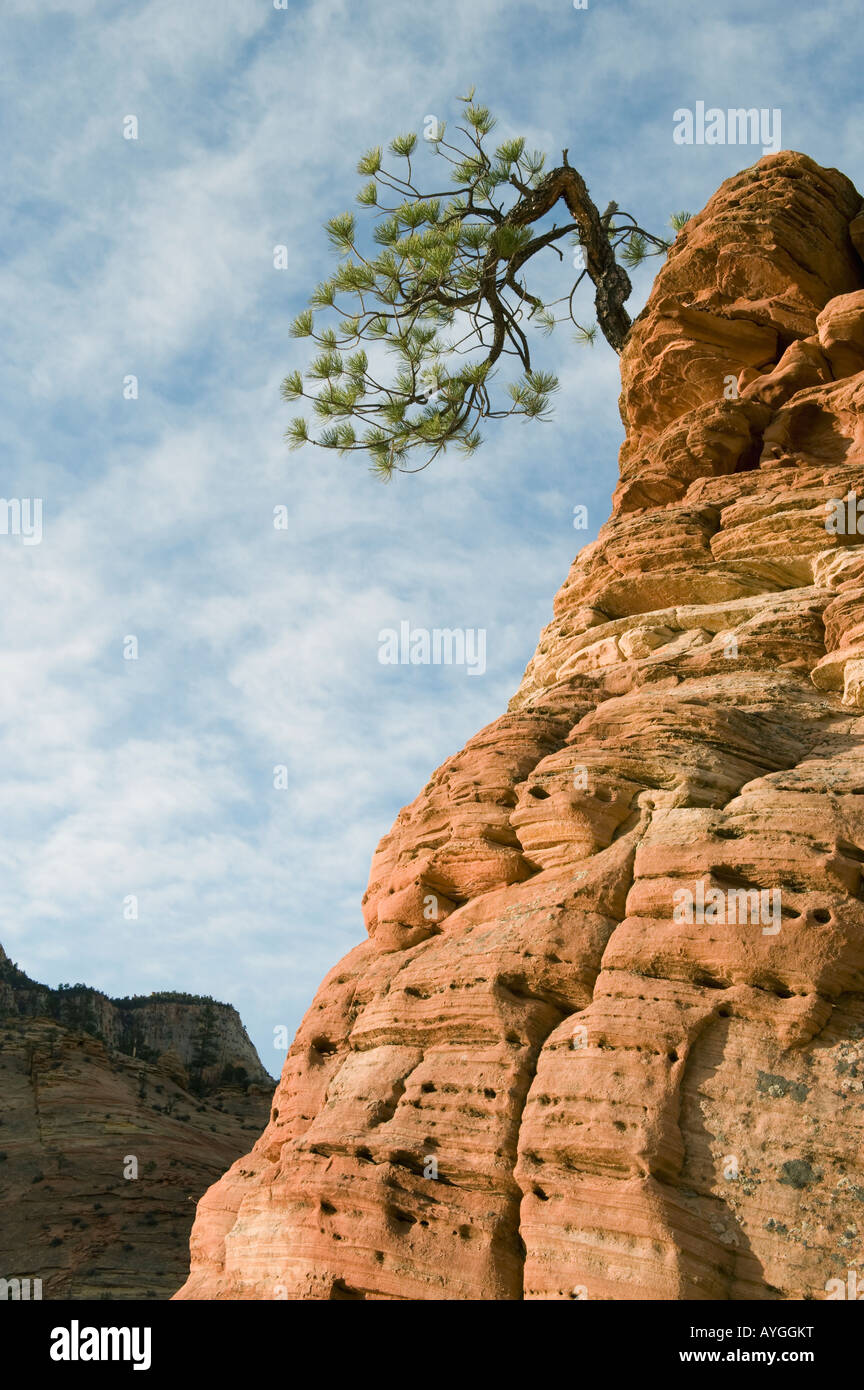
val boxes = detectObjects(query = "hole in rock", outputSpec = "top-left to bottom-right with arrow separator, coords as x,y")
756,976 -> 794,999
812,909 -> 831,924
733,436 -> 762,474
533,1186 -> 549,1201
710,866 -> 765,892
498,975 -> 532,1001
329,1279 -> 366,1301
389,1150 -> 426,1176
528,786 -> 550,800
388,1207 -> 417,1231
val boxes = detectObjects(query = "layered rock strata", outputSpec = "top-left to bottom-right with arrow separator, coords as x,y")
0,950 -> 272,1299
178,153 -> 864,1301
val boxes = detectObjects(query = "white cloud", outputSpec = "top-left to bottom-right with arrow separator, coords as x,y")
1,0 -> 860,1062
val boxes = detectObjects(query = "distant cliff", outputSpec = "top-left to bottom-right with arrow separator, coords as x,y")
0,946 -> 271,1091
0,945 -> 274,1299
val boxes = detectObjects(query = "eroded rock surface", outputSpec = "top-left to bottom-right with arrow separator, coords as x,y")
178,152 -> 864,1301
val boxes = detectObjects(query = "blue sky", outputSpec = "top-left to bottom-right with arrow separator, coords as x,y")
1,0 -> 861,1073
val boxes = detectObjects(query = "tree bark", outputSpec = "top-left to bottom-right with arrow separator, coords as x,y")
503,164 -> 634,352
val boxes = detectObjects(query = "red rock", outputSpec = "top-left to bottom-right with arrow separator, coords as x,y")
0,951 -> 272,1299
177,152 -> 864,1301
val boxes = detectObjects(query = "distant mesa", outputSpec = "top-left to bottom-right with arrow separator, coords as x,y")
0,945 -> 273,1300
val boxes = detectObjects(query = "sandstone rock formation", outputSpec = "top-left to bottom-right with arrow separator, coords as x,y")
0,947 -> 272,1299
178,152 -> 864,1301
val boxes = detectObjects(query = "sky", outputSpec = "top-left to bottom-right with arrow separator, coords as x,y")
1,0 -> 862,1074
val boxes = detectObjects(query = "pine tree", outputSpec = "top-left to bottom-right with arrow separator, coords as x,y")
190,1002 -> 218,1087
284,89 -> 687,477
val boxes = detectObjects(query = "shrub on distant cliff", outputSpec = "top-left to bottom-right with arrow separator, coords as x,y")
189,1001 -> 220,1092
112,990 -> 218,1009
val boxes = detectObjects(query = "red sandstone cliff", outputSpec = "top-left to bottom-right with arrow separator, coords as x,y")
177,153 -> 864,1301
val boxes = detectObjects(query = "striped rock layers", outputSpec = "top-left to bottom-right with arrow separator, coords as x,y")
177,152 -> 864,1301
